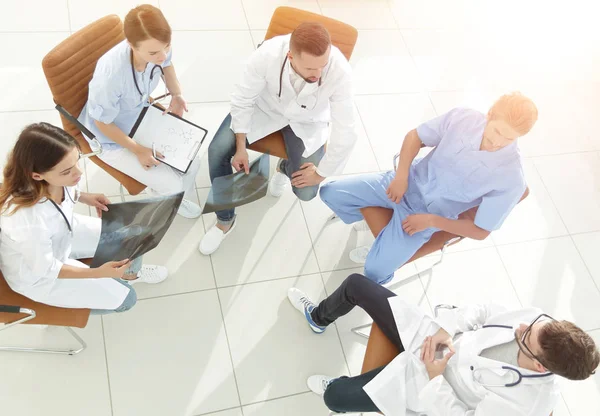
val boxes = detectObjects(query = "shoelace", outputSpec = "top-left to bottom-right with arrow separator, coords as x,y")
321,378 -> 331,391
299,296 -> 314,311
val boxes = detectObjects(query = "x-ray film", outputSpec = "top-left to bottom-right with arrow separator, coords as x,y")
90,192 -> 184,267
202,154 -> 270,214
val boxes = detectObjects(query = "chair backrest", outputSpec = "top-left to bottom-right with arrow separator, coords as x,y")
41,15 -> 146,195
264,7 -> 358,61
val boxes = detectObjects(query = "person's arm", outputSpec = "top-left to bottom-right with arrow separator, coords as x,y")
312,66 -> 357,178
58,260 -> 130,279
230,46 -> 269,152
431,216 -> 490,240
162,64 -> 182,97
385,129 -> 423,203
434,303 -> 505,337
396,129 -> 424,177
162,64 -> 188,117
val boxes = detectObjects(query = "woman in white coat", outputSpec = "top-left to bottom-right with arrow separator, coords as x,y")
0,123 -> 168,313
78,4 -> 201,219
288,274 -> 599,415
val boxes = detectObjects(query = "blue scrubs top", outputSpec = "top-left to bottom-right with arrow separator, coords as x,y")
78,40 -> 172,148
407,107 -> 526,232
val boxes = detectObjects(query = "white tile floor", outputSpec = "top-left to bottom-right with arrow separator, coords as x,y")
0,1 -> 599,415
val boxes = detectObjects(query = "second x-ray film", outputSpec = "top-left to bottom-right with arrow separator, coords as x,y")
202,154 -> 270,214
90,192 -> 184,267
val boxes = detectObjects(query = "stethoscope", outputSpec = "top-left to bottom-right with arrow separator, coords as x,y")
468,323 -> 553,387
278,55 -> 322,110
131,51 -> 164,99
47,187 -> 76,234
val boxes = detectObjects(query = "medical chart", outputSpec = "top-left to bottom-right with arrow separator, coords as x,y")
130,104 -> 208,173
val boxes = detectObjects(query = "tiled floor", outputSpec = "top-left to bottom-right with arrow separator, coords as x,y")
0,1 -> 599,415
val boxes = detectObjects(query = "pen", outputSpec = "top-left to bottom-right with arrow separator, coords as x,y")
152,142 -> 157,159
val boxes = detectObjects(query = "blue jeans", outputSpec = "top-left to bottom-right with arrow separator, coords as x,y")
89,257 -> 142,315
207,114 -> 326,225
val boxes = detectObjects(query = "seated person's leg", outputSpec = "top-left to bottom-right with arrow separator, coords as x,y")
199,114 -> 240,254
363,211 -> 431,284
290,273 -> 404,350
207,113 -> 238,225
274,126 -> 324,201
320,171 -> 396,223
321,366 -> 385,414
289,273 -> 404,413
90,278 -> 137,315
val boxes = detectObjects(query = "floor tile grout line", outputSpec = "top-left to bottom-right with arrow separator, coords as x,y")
239,389 -> 315,409
353,101 -> 382,171
193,404 -> 242,416
529,162 -> 600,313
100,317 -> 115,416
65,0 -> 72,34
205,229 -> 245,410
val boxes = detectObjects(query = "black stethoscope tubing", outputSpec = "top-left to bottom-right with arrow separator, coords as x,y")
48,187 -> 75,233
277,55 -> 322,101
131,51 -> 164,98
470,323 -> 553,387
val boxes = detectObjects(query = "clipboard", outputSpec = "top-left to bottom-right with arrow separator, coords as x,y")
129,104 -> 208,174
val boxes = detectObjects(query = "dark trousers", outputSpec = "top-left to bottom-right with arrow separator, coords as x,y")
310,273 -> 405,413
207,114 -> 326,224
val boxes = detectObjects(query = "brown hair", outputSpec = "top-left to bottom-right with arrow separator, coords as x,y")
124,4 -> 171,47
488,92 -> 538,136
290,22 -> 331,57
538,320 -> 599,380
0,123 -> 78,215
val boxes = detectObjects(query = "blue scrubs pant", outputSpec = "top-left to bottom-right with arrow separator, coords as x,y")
320,172 -> 436,284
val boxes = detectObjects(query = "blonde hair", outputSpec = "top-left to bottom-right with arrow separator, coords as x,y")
488,92 -> 538,136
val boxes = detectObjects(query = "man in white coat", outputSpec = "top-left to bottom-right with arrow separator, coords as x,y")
288,274 -> 599,415
199,22 -> 357,255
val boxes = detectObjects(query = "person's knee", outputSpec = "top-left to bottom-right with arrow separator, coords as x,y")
318,182 -> 334,203
364,261 -> 394,285
116,287 -> 137,313
323,379 -> 346,412
293,185 -> 319,201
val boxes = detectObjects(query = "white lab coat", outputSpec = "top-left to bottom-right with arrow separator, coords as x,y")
363,299 -> 560,416
0,187 -> 129,310
230,34 -> 358,177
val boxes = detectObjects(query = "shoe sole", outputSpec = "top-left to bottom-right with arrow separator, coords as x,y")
199,221 -> 237,255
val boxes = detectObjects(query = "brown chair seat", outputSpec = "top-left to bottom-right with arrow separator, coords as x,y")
0,271 -> 90,328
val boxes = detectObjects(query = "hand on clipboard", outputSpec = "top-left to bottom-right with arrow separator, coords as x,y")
129,104 -> 208,174
134,143 -> 164,170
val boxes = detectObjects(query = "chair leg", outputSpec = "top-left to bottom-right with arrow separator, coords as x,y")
0,321 -> 87,356
119,183 -> 126,202
349,237 -> 461,340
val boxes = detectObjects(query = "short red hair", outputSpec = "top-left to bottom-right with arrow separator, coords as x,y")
124,4 -> 171,47
290,22 -> 331,57
488,92 -> 538,136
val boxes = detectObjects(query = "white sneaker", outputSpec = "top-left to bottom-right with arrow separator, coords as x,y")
352,220 -> 370,232
177,199 -> 202,219
307,375 -> 335,396
349,246 -> 370,264
128,265 -> 168,285
287,288 -> 326,334
198,220 -> 237,255
269,160 -> 290,197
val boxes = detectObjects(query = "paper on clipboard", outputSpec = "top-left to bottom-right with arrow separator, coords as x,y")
129,104 -> 208,174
